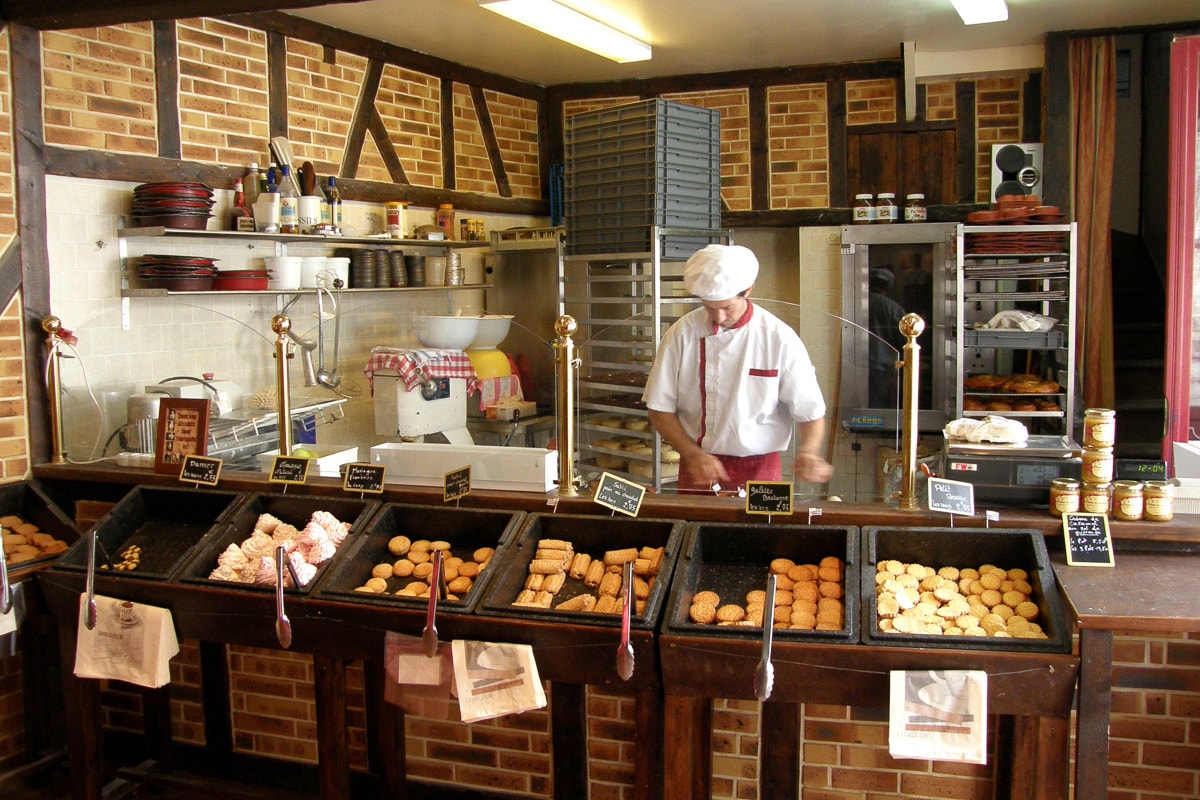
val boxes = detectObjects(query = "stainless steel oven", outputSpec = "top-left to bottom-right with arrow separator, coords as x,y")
838,223 -> 957,433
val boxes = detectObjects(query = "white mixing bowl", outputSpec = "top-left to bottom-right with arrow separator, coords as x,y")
470,314 -> 514,349
417,315 -> 480,349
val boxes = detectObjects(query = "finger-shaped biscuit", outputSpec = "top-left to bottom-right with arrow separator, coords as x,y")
584,559 -> 605,587
598,571 -> 622,597
529,558 -> 566,575
603,547 -> 638,566
542,572 -> 567,594
555,593 -> 597,612
568,552 -> 592,579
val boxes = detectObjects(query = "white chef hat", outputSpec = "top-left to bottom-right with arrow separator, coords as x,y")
683,244 -> 759,301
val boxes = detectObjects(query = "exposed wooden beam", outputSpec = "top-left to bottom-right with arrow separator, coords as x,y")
0,236 -> 20,304
0,0 -> 346,30
154,20 -> 181,160
470,85 -> 512,198
955,80 -> 977,204
441,80 -> 455,191
367,107 -> 410,186
827,80 -> 848,209
341,59 -> 384,180
748,85 -> 768,212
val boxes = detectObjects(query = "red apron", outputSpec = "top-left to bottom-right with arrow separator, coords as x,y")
676,451 -> 782,492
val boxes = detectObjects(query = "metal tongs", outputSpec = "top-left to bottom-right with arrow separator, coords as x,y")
422,550 -> 444,658
616,560 -> 635,680
0,527 -> 11,616
275,545 -> 292,649
753,573 -> 777,701
84,529 -> 98,630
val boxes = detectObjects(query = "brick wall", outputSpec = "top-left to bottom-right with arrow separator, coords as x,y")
475,88 -> 543,200
767,83 -> 830,210
42,24 -> 157,154
453,83 -> 497,196
367,64 -> 443,188
846,79 -> 898,126
0,294 -> 28,481
974,76 -> 1023,203
0,648 -> 22,774
925,81 -> 957,122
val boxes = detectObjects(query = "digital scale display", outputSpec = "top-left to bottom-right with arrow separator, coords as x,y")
1015,462 -> 1073,486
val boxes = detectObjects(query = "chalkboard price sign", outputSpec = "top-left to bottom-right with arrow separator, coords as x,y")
593,471 -> 645,518
745,481 -> 793,516
269,455 -> 311,485
444,465 -> 471,502
343,463 -> 386,494
1063,512 -> 1115,567
179,455 -> 222,487
927,477 -> 975,517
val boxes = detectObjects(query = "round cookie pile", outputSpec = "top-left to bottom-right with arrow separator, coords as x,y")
874,559 -> 1048,638
1,514 -> 69,565
354,535 -> 494,601
687,556 -> 846,631
510,538 -> 665,615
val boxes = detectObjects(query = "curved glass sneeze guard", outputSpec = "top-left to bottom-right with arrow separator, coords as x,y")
47,288 -> 908,502
560,299 -> 908,502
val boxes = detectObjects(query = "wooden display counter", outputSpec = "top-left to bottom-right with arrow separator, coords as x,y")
25,462 -> 1200,800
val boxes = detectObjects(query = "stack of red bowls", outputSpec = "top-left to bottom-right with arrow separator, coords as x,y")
131,182 -> 214,230
137,254 -> 217,291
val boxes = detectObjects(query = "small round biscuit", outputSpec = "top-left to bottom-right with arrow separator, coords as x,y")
774,589 -> 794,607
371,563 -> 394,580
458,561 -> 480,578
979,572 -> 1002,590
769,557 -> 795,574
413,562 -> 434,580
392,559 -> 415,577
817,565 -> 842,582
474,547 -> 495,563
409,540 -> 431,552
387,536 -> 411,556
876,594 -> 899,618
792,581 -> 818,603
980,589 -> 1003,608
790,610 -> 817,629
716,604 -> 745,623
992,604 -> 1015,620
937,566 -> 961,580
960,568 -> 980,580
448,576 -> 472,594
787,564 -> 813,582
774,574 -> 795,591
818,581 -> 843,599
365,577 -> 388,592
1015,601 -> 1040,620
689,602 -> 717,624
1002,590 -> 1027,608
745,607 -> 764,625
693,590 -> 720,606
745,589 -> 767,606
429,540 -> 452,551
407,549 -> 430,564
1007,568 -> 1029,581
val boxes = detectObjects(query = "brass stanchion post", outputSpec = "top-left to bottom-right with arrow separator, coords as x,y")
41,316 -> 67,464
898,313 -> 925,511
554,315 -> 580,497
272,315 -> 294,457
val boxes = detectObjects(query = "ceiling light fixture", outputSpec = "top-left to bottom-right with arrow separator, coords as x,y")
951,0 -> 1009,25
478,0 -> 651,63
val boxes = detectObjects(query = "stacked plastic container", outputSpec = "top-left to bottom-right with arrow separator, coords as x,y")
564,98 -> 722,259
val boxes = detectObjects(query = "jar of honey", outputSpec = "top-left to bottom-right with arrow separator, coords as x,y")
1083,408 -> 1117,448
1143,481 -> 1175,522
1081,482 -> 1112,515
1111,480 -> 1144,521
1049,478 -> 1080,517
1081,446 -> 1114,484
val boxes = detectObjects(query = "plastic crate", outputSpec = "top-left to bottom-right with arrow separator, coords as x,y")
565,98 -> 719,139
963,329 -> 1065,349
477,512 -> 685,629
661,522 -> 860,644
56,487 -> 244,581
860,526 -> 1070,653
313,503 -> 525,613
565,227 -> 723,259
568,173 -> 721,207
566,202 -> 720,233
0,479 -> 80,574
567,160 -> 719,192
175,492 -> 379,594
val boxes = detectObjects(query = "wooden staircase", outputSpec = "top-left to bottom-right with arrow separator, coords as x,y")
1109,231 -> 1165,460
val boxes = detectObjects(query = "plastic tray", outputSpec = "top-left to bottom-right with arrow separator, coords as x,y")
662,522 -> 860,644
55,487 -> 244,581
477,512 -> 685,629
860,526 -> 1070,653
963,329 -> 1065,349
312,503 -> 526,612
175,493 -> 379,594
566,228 -> 724,260
565,98 -> 720,141
0,480 -> 80,575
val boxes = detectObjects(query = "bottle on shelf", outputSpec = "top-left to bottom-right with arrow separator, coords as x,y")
264,162 -> 278,196
243,163 -> 262,209
324,176 -> 341,231
278,164 -> 299,234
436,203 -> 455,239
228,179 -> 254,231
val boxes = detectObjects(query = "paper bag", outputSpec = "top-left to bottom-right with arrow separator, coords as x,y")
451,640 -> 546,724
383,631 -> 456,719
73,594 -> 179,689
888,669 -> 988,764
0,582 -> 25,657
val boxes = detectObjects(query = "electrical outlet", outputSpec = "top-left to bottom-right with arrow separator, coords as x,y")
966,349 -> 994,374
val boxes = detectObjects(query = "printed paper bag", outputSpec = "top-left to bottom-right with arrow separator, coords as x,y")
451,640 -> 546,724
888,669 -> 988,764
73,594 -> 179,688
382,630 -> 456,720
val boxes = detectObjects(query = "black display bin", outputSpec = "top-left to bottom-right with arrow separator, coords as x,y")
313,503 -> 526,612
477,512 -> 685,628
860,526 -> 1071,653
55,486 -> 244,581
661,522 -> 860,644
175,492 -> 379,593
0,478 -> 81,575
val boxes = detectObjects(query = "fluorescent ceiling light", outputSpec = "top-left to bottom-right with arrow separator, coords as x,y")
951,0 -> 1009,25
478,0 -> 651,63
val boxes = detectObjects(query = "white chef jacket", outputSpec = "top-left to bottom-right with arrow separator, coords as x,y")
642,302 -> 825,457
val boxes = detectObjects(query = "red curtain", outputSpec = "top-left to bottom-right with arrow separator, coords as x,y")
1070,37 -> 1117,410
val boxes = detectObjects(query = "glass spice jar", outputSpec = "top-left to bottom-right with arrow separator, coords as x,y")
1111,480 -> 1144,521
1143,481 -> 1175,522
1049,478 -> 1080,517
874,192 -> 898,223
1081,446 -> 1115,484
1081,482 -> 1112,515
1083,408 -> 1117,448
852,194 -> 875,224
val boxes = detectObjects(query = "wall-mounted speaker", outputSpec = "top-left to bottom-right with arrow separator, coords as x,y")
990,143 -> 1044,201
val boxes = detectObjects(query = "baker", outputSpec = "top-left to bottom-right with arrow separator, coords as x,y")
642,244 -> 834,491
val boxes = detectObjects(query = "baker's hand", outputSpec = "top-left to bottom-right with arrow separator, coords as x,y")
682,451 -> 730,489
793,451 -> 833,483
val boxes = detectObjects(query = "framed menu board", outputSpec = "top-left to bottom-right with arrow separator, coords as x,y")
154,398 -> 210,474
